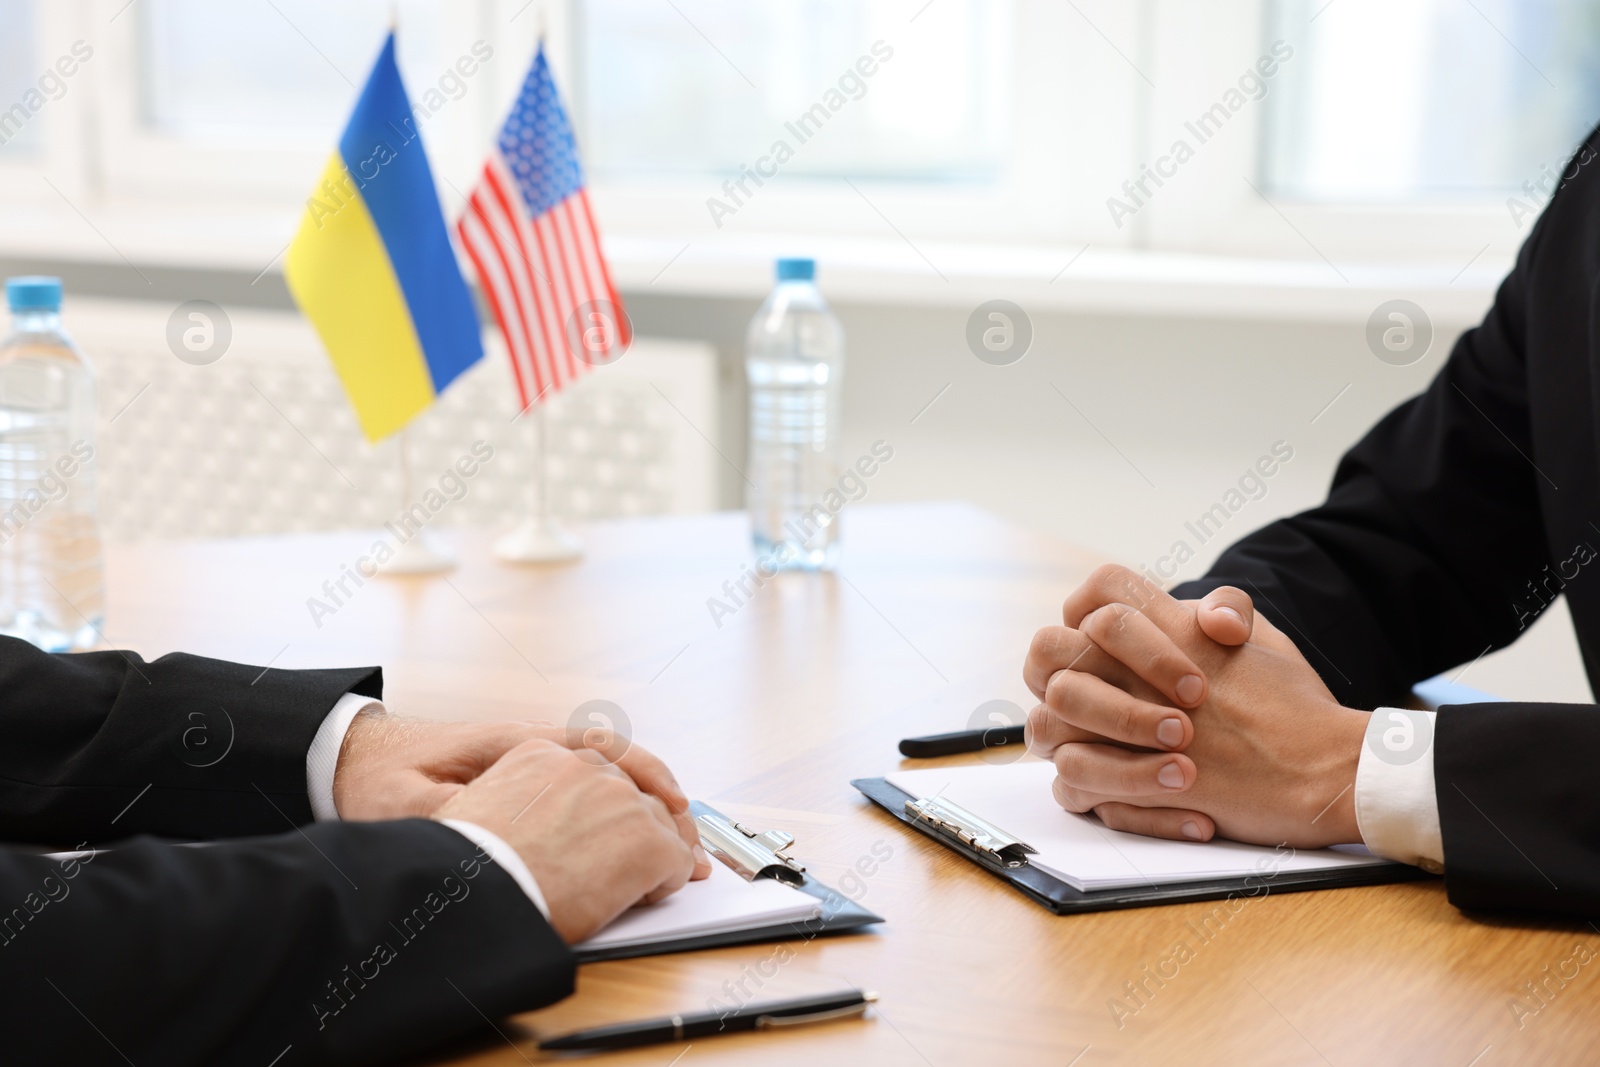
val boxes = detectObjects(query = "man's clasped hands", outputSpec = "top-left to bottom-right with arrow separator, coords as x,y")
1023,565 -> 1368,850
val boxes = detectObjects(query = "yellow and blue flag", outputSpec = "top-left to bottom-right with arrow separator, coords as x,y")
285,33 -> 482,442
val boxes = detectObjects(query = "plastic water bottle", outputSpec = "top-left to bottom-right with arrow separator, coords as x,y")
0,277 -> 103,651
745,258 -> 845,570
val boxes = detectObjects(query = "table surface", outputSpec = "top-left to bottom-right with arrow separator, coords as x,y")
107,502 -> 1600,1067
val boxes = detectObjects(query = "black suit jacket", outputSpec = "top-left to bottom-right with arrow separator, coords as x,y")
0,636 -> 574,1065
1173,125 -> 1600,919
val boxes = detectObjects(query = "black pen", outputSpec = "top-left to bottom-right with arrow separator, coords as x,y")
537,989 -> 877,1051
898,723 -> 1025,758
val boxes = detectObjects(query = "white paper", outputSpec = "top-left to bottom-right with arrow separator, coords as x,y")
887,760 -> 1389,892
576,858 -> 821,952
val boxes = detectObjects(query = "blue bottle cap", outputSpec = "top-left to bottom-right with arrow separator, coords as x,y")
7,276 -> 62,313
775,258 -> 815,282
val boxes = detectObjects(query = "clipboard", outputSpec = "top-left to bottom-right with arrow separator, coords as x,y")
853,776 -> 1432,915
573,800 -> 884,962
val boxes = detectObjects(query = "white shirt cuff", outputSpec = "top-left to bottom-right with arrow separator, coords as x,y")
438,819 -> 552,920
303,695 -> 552,920
305,691 -> 384,822
1354,707 -> 1446,872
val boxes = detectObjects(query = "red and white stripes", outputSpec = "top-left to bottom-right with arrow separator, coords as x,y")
455,152 -> 629,412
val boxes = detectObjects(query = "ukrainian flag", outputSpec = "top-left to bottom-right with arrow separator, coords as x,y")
285,33 -> 482,442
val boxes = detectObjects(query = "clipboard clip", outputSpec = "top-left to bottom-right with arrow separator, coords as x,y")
905,795 -> 1036,868
694,804 -> 807,885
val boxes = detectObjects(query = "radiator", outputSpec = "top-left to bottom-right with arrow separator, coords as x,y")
59,298 -> 719,540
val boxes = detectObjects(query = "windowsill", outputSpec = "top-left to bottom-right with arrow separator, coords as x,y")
0,201 -> 1509,325
608,234 -> 1507,325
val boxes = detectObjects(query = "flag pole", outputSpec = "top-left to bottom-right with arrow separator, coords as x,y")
494,400 -> 583,563
381,425 -> 458,574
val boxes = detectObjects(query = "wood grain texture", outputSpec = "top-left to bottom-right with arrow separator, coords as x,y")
105,502 -> 1600,1066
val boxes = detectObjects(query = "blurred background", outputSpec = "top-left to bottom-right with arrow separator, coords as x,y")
0,0 -> 1593,699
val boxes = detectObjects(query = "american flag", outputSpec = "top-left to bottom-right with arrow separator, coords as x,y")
456,47 -> 629,412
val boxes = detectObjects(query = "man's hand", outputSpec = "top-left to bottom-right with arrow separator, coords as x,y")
333,712 -> 711,879
432,740 -> 698,943
1024,565 -> 1368,848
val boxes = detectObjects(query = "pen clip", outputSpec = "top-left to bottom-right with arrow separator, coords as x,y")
755,998 -> 874,1029
692,802 -> 807,885
904,795 -> 1035,868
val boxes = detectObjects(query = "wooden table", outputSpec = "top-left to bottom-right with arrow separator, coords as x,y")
107,502 -> 1600,1066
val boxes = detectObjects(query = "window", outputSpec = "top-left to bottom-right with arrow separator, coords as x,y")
576,0 -> 1011,183
0,0 -> 42,156
1262,0 -> 1600,200
138,0 -> 449,149
576,0 -> 1128,246
86,0 -> 511,203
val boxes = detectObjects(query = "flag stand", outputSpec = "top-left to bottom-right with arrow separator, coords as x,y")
495,404 -> 583,563
380,427 -> 457,574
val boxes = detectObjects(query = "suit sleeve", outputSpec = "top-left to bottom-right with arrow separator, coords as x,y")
0,635 -> 381,844
0,819 -> 576,1067
1171,164 -> 1560,711
1432,702 -> 1600,916
1167,134 -> 1600,916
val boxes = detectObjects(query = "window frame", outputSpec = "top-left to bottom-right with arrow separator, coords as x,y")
0,0 -> 1553,281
